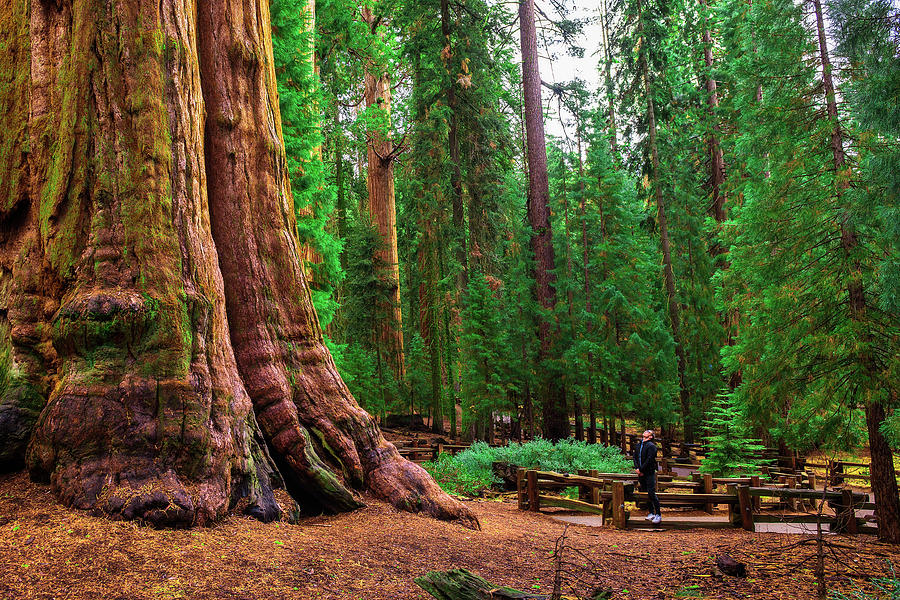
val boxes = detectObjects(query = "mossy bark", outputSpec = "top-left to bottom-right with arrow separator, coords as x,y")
198,0 -> 475,526
0,0 -> 477,530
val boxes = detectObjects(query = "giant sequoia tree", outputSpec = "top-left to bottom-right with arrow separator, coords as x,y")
0,0 -> 476,529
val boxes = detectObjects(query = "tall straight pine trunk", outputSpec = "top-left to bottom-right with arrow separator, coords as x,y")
637,0 -> 693,442
519,0 -> 568,441
362,7 -> 405,384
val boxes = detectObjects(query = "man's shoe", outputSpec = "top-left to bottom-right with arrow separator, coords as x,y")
651,515 -> 662,525
645,513 -> 655,521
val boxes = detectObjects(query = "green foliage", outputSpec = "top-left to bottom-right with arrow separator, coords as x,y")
421,451 -> 500,497
699,392 -> 765,477
271,0 -> 342,327
716,0 -> 900,450
423,439 -> 632,497
829,0 -> 900,315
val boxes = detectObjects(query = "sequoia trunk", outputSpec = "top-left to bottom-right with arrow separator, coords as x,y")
0,0 -> 476,530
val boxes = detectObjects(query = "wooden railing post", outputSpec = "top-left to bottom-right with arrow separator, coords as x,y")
834,488 -> 858,534
703,473 -> 714,514
750,475 -> 761,511
517,468 -> 527,510
612,480 -> 626,529
577,470 -> 588,502
726,484 -> 739,526
737,485 -> 754,531
831,460 -> 845,486
589,470 -> 601,505
527,470 -> 540,512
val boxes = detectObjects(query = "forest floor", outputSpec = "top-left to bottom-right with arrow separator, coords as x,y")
2,472 -> 899,600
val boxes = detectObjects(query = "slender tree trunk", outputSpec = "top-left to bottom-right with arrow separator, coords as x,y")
362,7 -> 405,384
810,0 -> 899,543
3,0 -> 476,530
600,0 -> 618,152
519,0 -> 567,441
637,0 -> 693,443
577,130 -> 597,445
701,0 -> 726,225
441,0 -> 464,443
561,160 -> 582,441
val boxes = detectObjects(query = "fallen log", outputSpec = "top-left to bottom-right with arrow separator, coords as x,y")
414,569 -> 544,599
415,569 -> 612,600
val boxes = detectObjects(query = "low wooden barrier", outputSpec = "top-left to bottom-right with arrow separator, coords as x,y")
797,458 -> 900,488
516,469 -> 747,530
516,468 -> 875,534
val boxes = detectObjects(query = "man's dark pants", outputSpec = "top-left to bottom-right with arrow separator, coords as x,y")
639,471 -> 661,516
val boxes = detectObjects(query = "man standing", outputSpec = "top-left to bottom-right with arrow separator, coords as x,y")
634,429 -> 661,524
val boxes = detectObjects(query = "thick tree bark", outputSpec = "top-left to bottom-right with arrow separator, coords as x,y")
811,0 -> 899,543
362,8 -> 405,384
17,0 -> 280,526
637,0 -> 693,443
519,0 -> 568,441
0,0 -> 476,530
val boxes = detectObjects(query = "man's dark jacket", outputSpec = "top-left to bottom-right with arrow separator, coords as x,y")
633,439 -> 658,473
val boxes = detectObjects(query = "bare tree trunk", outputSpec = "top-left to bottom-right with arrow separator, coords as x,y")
441,0 -> 464,444
295,0 -> 325,284
811,0 -> 899,543
519,0 -> 567,441
1,0 -> 476,530
701,0 -> 726,225
362,7 -> 405,384
637,0 -> 693,443
577,127 -> 596,445
599,0 -> 618,152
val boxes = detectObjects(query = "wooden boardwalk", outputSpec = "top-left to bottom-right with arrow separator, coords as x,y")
552,513 -> 733,530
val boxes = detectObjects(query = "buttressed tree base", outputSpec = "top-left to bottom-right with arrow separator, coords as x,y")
0,0 -> 477,530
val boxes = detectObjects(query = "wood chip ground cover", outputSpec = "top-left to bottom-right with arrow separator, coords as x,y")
1,472 -> 897,599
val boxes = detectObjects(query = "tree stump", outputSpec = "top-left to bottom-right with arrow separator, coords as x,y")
492,462 -> 519,491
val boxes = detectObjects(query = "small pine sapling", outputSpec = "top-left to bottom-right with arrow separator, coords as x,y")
700,392 -> 766,477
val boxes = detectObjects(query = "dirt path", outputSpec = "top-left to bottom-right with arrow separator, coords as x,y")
1,472 -> 896,599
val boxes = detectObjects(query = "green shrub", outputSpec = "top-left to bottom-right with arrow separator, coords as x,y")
421,452 -> 500,497
422,439 -> 631,497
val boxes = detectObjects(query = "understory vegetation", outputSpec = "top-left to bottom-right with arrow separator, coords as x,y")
423,439 -> 632,496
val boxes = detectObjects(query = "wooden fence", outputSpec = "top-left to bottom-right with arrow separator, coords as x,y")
516,468 -> 872,534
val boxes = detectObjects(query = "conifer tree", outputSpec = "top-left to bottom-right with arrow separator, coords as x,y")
719,0 -> 900,541
700,392 -> 765,477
